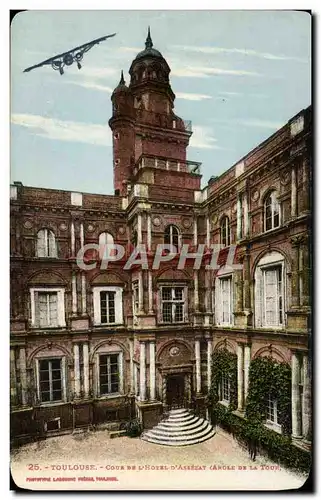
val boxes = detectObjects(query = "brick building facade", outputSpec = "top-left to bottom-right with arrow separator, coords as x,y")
10,31 -> 312,449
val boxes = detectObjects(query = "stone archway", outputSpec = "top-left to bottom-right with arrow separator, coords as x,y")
157,340 -> 194,408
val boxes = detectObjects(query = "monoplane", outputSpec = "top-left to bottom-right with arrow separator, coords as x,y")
23,33 -> 116,75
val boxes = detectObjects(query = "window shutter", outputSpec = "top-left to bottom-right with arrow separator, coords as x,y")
214,282 -> 219,325
34,291 -> 40,326
93,290 -> 101,325
38,293 -> 48,327
49,293 -> 58,326
48,231 -> 57,258
254,272 -> 263,327
264,269 -> 278,326
115,288 -> 123,324
37,230 -> 46,257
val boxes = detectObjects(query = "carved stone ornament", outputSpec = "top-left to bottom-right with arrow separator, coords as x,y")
118,226 -> 125,235
281,172 -> 291,186
87,224 -> 95,232
232,203 -> 237,213
169,346 -> 180,357
251,190 -> 260,202
152,216 -> 161,227
59,223 -> 67,231
182,217 -> 192,229
23,220 -> 33,229
212,215 -> 218,226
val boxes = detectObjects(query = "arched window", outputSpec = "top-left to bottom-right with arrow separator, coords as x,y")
99,232 -> 114,260
264,191 -> 280,232
164,225 -> 180,249
220,216 -> 231,247
36,229 -> 57,258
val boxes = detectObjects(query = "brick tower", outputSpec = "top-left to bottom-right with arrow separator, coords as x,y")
109,28 -> 198,196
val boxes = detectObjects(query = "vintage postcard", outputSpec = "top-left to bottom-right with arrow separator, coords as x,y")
10,9 -> 312,491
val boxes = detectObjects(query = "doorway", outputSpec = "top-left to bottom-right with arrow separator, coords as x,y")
166,374 -> 185,407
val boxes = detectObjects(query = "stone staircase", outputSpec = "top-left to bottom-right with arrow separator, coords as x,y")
141,408 -> 215,446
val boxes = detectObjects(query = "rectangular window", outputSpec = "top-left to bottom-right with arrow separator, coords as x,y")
263,266 -> 283,327
266,393 -> 279,424
37,292 -> 58,327
220,375 -> 230,403
100,291 -> 116,324
93,287 -> 123,326
99,354 -> 119,395
38,359 -> 62,403
161,286 -> 185,323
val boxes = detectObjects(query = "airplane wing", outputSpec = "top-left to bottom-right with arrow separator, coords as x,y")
23,33 -> 116,73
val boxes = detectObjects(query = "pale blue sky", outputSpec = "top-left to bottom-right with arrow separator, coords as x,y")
11,10 -> 311,194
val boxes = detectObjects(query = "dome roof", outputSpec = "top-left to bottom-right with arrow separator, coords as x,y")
112,70 -> 130,95
134,27 -> 164,61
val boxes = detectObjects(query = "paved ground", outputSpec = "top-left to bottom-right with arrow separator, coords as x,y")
11,428 -> 307,491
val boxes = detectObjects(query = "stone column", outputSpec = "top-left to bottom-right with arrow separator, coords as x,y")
244,252 -> 251,311
206,216 -> 210,247
72,272 -> 77,315
149,341 -> 156,401
235,270 -> 244,312
291,164 -> 298,218
137,213 -> 142,245
71,221 -> 75,256
243,345 -> 251,403
19,347 -> 27,406
237,194 -> 242,240
243,191 -> 249,238
195,339 -> 201,394
302,354 -> 311,441
193,217 -> 198,246
291,239 -> 300,308
301,238 -> 310,307
80,222 -> 84,249
148,271 -> 153,313
205,269 -> 212,313
139,341 -> 146,401
291,352 -> 302,438
301,157 -> 310,213
194,270 -> 199,312
147,213 -> 152,251
81,273 -> 87,315
10,348 -> 17,405
138,271 -> 144,313
73,343 -> 81,399
237,344 -> 244,411
83,342 -> 90,399
207,339 -> 212,392
129,339 -> 135,395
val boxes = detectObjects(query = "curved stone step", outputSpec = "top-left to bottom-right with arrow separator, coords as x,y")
142,422 -> 213,442
168,408 -> 189,415
141,409 -> 215,447
166,413 -> 195,422
147,420 -> 210,438
142,427 -> 216,447
157,417 -> 203,430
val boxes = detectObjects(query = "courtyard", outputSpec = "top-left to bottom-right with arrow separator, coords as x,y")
11,428 -> 307,491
